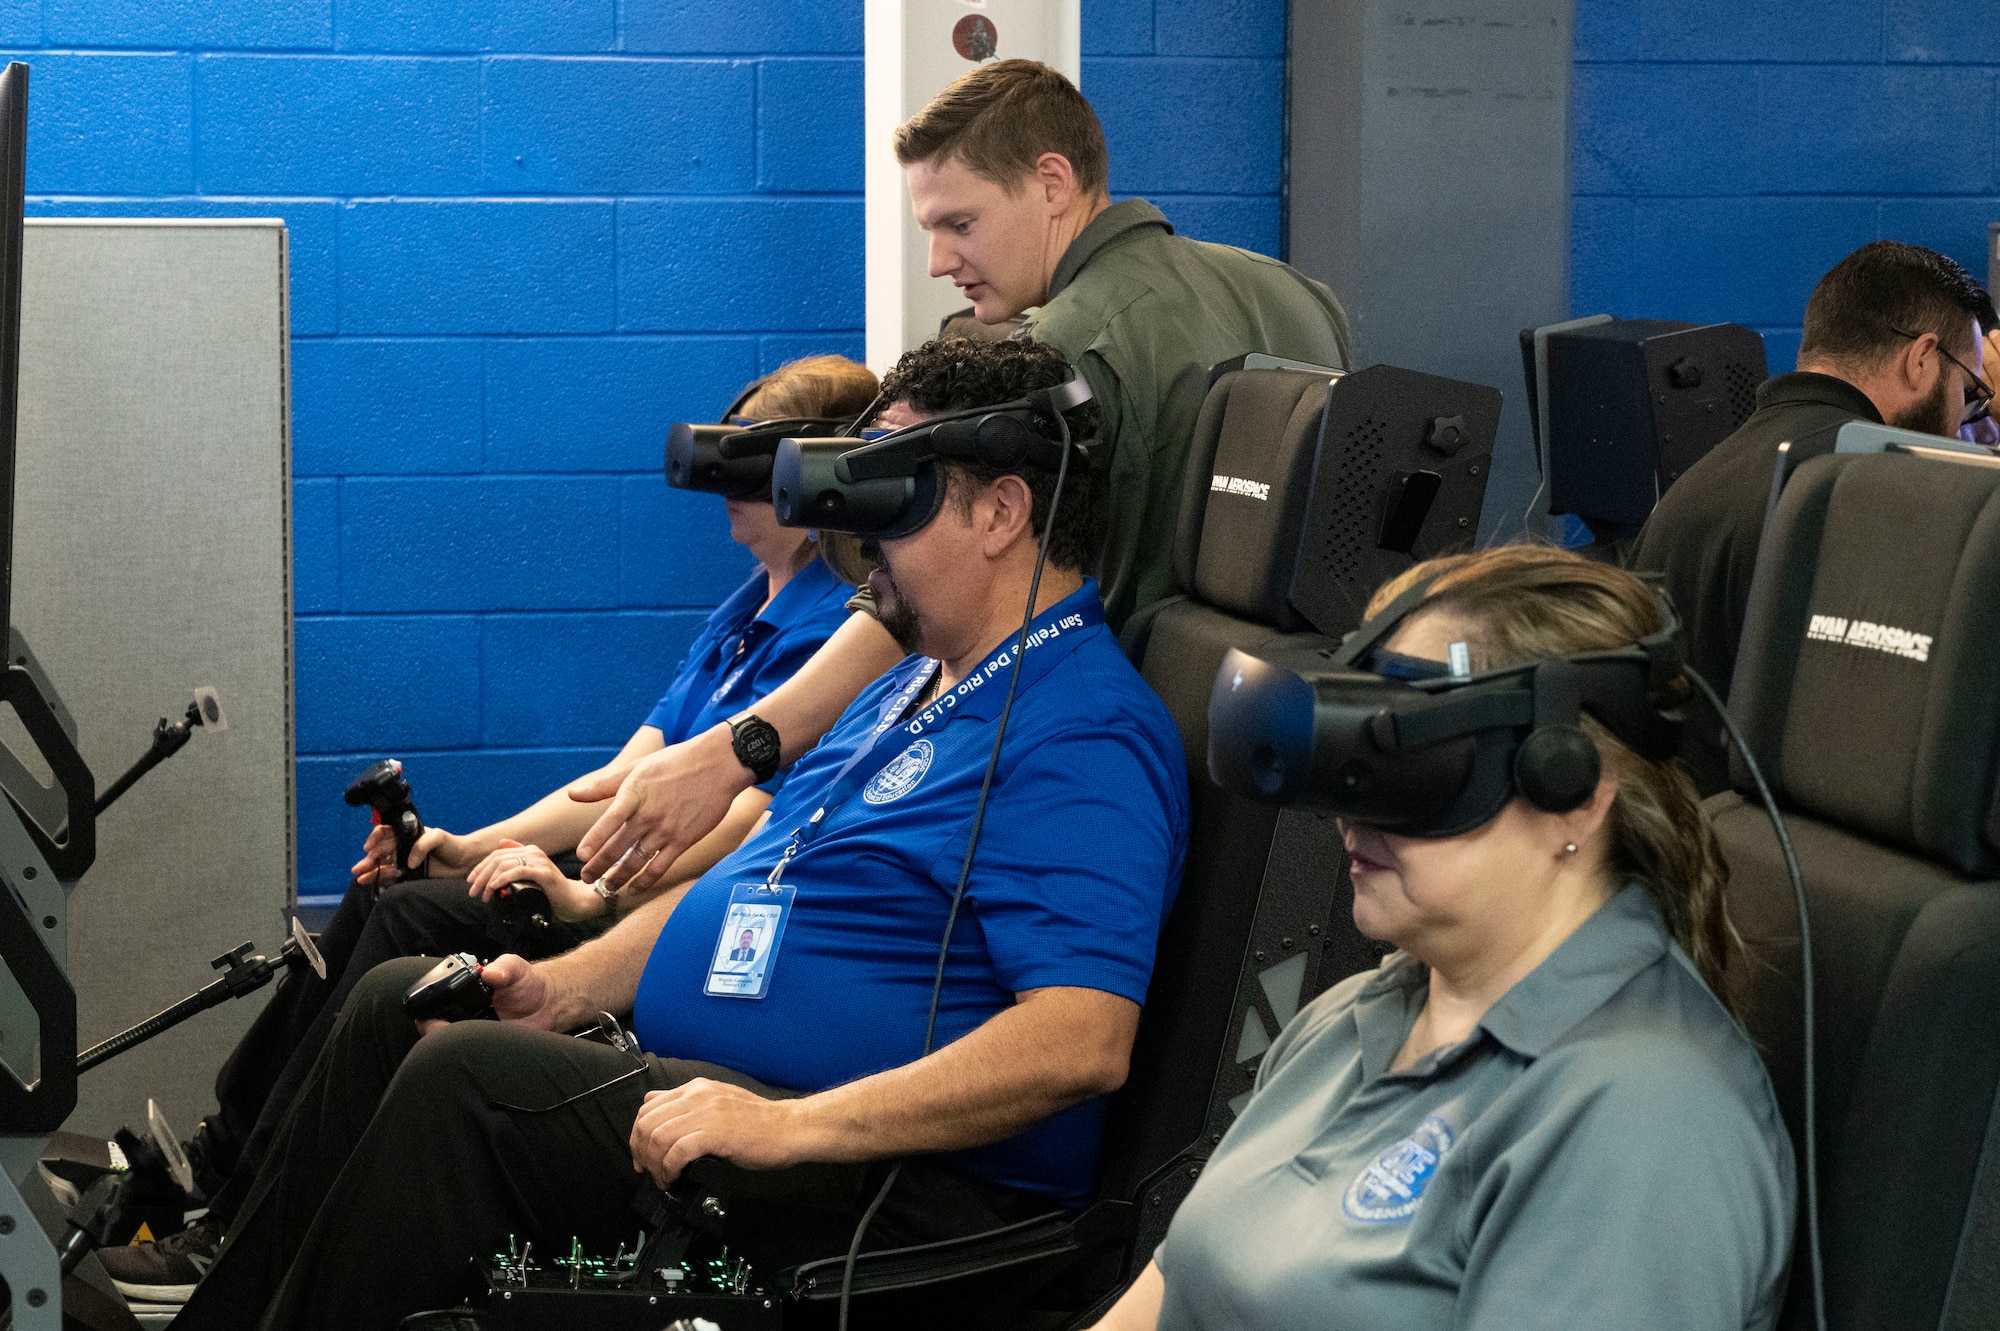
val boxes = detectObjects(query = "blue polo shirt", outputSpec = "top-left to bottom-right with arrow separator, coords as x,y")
642,557 -> 854,788
631,579 -> 1189,1207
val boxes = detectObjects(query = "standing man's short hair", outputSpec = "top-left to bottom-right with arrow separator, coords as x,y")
1801,240 -> 1990,366
892,59 -> 1108,195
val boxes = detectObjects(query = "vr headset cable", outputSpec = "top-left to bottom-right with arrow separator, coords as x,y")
1685,665 -> 1823,1331
835,406 -> 1078,1331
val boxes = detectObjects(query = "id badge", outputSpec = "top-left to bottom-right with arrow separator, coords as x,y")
704,882 -> 795,999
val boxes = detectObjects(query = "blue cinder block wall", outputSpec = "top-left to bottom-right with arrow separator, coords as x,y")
1572,0 -> 2000,373
34,0 -> 1967,895
1,0 -> 1287,897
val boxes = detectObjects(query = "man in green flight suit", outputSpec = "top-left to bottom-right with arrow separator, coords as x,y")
565,59 -> 1354,896
900,58 -> 1351,629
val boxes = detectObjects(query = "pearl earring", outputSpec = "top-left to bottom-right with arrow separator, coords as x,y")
1563,842 -> 1578,856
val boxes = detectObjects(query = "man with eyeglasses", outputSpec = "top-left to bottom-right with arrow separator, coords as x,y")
1634,240 -> 1993,795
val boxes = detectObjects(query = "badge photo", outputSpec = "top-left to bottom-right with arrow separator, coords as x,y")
705,882 -> 796,1000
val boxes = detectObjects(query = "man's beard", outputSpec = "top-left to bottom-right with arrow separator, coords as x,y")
1891,369 -> 1958,437
861,540 -> 924,654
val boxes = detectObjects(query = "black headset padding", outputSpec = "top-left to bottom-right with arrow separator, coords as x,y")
1513,658 -> 1603,814
1422,729 -> 1527,838
897,464 -> 949,540
927,410 -> 1059,473
975,413 -> 1044,469
1514,725 -> 1602,813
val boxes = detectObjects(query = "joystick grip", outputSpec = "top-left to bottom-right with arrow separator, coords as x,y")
493,882 -> 555,933
344,758 -> 428,882
402,953 -> 494,1024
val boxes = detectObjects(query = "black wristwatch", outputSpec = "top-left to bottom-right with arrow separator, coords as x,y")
729,714 -> 782,784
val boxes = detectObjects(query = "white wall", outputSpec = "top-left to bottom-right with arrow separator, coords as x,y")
865,0 -> 1080,370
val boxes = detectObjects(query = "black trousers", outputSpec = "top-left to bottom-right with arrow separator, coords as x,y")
173,956 -> 1038,1331
205,876 -> 604,1224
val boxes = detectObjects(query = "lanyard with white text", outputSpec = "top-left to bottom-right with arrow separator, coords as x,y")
762,592 -> 1103,887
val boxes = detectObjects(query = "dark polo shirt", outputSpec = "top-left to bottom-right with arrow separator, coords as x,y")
1632,371 -> 1882,792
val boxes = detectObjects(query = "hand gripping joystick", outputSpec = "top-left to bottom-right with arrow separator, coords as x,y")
345,758 -> 427,882
402,953 -> 494,1024
492,882 -> 556,934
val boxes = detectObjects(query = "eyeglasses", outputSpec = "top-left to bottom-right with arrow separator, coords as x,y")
1889,324 -> 1994,426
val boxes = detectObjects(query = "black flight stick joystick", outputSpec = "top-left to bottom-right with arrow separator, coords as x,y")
345,757 -> 560,930
345,758 -> 427,882
402,953 -> 495,1023
491,878 -> 556,934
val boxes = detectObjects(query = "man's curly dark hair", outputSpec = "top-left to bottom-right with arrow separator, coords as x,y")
876,337 -> 1103,572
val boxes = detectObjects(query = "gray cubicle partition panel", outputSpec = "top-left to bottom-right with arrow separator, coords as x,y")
1288,0 -> 1573,545
10,219 -> 293,1137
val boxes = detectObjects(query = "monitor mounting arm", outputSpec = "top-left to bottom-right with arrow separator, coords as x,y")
0,628 -> 95,1331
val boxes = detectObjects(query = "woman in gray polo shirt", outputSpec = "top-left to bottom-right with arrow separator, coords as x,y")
1094,546 -> 1795,1330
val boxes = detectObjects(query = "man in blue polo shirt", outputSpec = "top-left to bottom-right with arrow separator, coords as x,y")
171,338 -> 1189,1331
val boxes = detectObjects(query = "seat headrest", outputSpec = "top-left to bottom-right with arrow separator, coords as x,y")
1729,451 -> 2000,874
1172,368 -> 1332,628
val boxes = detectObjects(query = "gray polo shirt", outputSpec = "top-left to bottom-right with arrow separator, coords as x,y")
1155,885 -> 1795,1330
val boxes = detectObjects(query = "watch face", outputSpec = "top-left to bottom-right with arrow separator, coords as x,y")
735,717 -> 780,773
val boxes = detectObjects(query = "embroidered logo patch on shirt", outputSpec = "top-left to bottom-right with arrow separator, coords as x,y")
1342,1114 -> 1456,1223
863,739 -> 935,805
710,664 -> 750,705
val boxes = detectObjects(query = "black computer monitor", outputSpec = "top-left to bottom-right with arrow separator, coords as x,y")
0,62 -> 27,643
1519,316 -> 1767,536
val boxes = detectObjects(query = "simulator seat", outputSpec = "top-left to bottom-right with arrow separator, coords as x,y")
1712,449 -> 2000,1331
791,364 -> 1497,1324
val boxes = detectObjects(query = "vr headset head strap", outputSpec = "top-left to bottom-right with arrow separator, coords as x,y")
843,387 -> 888,435
1331,576 -> 1439,669
1028,375 -> 1092,418
719,373 -> 774,424
1532,657 -> 1584,729
833,373 -> 1095,484
1349,577 -> 1685,766
713,417 -> 849,458
1634,584 -> 1687,692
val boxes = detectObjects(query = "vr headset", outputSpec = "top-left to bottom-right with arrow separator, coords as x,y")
770,376 -> 1093,538
664,417 -> 858,499
1207,578 -> 1686,836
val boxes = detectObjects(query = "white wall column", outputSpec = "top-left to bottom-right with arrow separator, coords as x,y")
865,0 -> 1079,372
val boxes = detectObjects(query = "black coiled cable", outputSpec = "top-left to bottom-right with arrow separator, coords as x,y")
1685,665 -> 1824,1331
834,409 -> 1077,1331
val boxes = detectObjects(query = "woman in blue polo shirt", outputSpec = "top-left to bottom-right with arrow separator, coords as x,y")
100,355 -> 878,1305
1090,546 -> 1795,1331
353,353 -> 876,914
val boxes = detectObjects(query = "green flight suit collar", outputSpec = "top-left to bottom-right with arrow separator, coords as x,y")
1045,198 -> 1175,303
